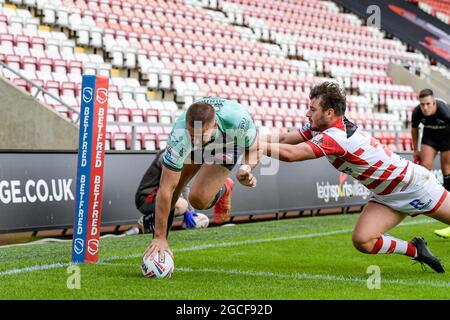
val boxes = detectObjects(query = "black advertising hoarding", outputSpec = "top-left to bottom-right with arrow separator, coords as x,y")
0,151 -> 442,233
0,152 -> 151,232
334,0 -> 450,67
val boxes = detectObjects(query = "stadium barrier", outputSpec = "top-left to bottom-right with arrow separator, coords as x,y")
0,150 -> 443,233
0,60 -> 80,123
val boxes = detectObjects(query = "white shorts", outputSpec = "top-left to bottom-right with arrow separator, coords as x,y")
369,163 -> 448,216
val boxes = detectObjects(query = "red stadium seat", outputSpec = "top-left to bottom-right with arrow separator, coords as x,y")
156,134 -> 168,149
112,132 -> 127,150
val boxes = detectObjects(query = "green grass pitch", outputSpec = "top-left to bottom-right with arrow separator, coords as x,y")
0,213 -> 448,299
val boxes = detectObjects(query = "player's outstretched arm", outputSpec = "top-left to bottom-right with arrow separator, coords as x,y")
261,141 -> 318,162
236,134 -> 262,187
264,129 -> 305,145
411,127 -> 420,163
144,166 -> 180,260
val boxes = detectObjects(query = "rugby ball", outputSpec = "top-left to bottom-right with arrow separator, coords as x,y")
192,212 -> 209,228
142,251 -> 174,279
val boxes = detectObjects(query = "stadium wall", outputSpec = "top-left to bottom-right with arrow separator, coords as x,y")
334,0 -> 450,68
387,63 -> 450,102
0,151 -> 442,233
429,68 -> 450,99
0,77 -> 78,150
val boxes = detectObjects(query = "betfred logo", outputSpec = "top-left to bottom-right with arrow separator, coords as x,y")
96,88 -> 108,104
82,87 -> 93,104
87,239 -> 99,255
74,238 -> 84,255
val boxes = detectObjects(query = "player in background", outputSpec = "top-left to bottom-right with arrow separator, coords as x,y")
143,97 -> 260,261
135,149 -> 207,234
411,89 -> 450,239
259,82 -> 448,273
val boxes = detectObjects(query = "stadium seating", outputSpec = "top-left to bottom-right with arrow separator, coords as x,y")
407,0 -> 449,23
0,0 -> 442,152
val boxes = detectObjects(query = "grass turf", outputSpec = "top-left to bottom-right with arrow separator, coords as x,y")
0,213 -> 448,299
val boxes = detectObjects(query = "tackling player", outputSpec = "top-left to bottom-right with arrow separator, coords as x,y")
144,97 -> 260,261
260,82 -> 448,273
411,89 -> 450,239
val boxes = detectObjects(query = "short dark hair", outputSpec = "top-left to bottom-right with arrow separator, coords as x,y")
309,81 -> 346,116
419,88 -> 434,99
186,102 -> 215,128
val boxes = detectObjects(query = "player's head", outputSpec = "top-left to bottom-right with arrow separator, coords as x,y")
186,102 -> 217,146
307,82 -> 346,131
418,89 -> 436,116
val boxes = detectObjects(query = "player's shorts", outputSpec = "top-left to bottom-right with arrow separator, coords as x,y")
189,143 -> 242,171
136,188 -> 158,215
422,131 -> 450,152
369,163 -> 448,216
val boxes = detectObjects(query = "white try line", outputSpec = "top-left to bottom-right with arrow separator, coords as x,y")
0,219 -> 436,277
0,263 -> 70,276
102,263 -> 450,288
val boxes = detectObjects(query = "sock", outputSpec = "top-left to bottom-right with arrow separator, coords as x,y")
205,184 -> 227,209
370,234 -> 417,257
444,175 -> 450,192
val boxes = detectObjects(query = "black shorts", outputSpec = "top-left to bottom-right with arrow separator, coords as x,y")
189,143 -> 242,171
136,189 -> 157,215
422,132 -> 450,152
136,190 -> 174,237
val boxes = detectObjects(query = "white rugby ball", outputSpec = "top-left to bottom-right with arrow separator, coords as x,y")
142,251 -> 174,279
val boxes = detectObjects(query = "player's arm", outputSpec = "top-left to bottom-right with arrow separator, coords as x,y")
267,129 -> 305,144
441,100 -> 450,125
154,166 -> 181,239
237,134 -> 260,187
144,123 -> 188,260
411,107 -> 420,162
144,165 -> 180,260
411,127 -> 419,151
232,109 -> 261,187
262,140 -> 318,162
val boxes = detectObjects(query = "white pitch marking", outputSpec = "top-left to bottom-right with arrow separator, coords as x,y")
0,262 -> 70,276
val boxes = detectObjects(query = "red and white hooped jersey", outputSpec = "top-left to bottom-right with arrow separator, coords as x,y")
299,117 -> 412,196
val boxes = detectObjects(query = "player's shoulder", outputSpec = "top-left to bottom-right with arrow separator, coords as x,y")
435,98 -> 448,106
436,98 -> 450,111
322,117 -> 351,139
168,112 -> 189,144
412,104 -> 421,115
171,110 -> 187,129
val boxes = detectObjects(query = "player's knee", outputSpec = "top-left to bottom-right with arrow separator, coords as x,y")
188,193 -> 209,210
352,233 -> 374,254
420,161 -> 433,170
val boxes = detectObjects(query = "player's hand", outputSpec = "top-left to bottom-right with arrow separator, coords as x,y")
413,150 -> 420,164
144,237 -> 173,262
236,167 -> 257,188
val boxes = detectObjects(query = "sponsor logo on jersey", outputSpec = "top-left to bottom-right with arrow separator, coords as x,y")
311,134 -> 324,145
236,118 -> 250,139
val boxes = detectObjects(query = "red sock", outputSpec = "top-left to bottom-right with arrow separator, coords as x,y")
370,234 -> 417,257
